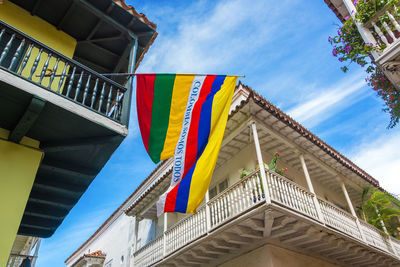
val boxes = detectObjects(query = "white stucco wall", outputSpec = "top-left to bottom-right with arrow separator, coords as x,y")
66,214 -> 134,267
220,244 -> 343,267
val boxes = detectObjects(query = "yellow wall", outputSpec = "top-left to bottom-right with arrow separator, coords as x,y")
0,0 -> 77,90
0,129 -> 43,267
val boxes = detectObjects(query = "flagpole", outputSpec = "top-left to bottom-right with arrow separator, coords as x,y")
36,73 -> 245,78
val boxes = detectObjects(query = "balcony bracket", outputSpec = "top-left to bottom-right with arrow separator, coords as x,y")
263,210 -> 274,237
8,97 -> 46,143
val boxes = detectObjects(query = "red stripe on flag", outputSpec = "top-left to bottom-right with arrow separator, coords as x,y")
182,75 -> 216,178
136,74 -> 156,153
164,184 -> 179,212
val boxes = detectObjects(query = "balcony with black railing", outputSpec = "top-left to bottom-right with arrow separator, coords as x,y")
0,19 -> 128,124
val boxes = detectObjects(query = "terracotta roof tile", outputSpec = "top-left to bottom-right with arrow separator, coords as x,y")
112,0 -> 157,30
70,250 -> 105,267
84,250 -> 105,258
324,0 -> 346,23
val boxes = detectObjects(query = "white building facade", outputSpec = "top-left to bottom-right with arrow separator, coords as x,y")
66,84 -> 400,267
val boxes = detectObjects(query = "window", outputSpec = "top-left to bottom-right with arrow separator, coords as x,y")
218,179 -> 228,192
209,178 -> 228,199
209,186 -> 217,199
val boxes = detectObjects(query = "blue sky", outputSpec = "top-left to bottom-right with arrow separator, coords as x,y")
36,0 -> 400,266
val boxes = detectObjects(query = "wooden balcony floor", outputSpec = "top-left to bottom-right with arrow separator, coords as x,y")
134,171 -> 400,267
159,203 -> 399,267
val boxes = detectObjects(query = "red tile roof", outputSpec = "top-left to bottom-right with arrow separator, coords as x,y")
84,250 -> 105,258
70,250 -> 105,267
112,0 -> 156,30
323,0 -> 346,23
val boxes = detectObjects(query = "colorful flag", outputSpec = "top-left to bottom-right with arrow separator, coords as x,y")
136,74 -> 237,214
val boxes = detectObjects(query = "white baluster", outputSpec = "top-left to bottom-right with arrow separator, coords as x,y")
233,186 -> 239,214
373,22 -> 389,45
226,190 -> 232,218
267,172 -> 276,201
382,21 -> 396,40
387,10 -> 400,33
288,183 -> 299,211
270,174 -> 279,202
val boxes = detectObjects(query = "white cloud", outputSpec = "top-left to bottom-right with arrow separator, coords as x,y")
287,72 -> 368,128
349,132 -> 400,195
138,0 -> 298,73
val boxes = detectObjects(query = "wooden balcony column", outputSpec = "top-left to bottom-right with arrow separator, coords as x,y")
163,213 -> 168,257
339,179 -> 367,242
133,216 -> 141,253
250,121 -> 271,204
342,0 -> 380,59
298,153 -> 325,223
205,190 -> 212,230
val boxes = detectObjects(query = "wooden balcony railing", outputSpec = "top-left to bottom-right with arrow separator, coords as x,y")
318,197 -> 362,240
0,19 -> 128,123
364,4 -> 400,56
165,205 -> 207,255
208,170 -> 264,227
134,235 -> 164,267
133,170 -> 400,266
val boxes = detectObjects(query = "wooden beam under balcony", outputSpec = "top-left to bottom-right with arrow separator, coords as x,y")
40,163 -> 97,179
41,135 -> 121,153
78,35 -> 124,44
8,97 -> 45,143
30,0 -> 43,16
57,2 -> 75,30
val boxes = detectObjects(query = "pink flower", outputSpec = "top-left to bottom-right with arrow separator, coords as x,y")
354,0 -> 358,6
332,48 -> 338,57
345,16 -> 350,20
275,152 -> 280,156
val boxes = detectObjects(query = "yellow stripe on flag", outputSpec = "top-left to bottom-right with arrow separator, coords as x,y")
185,76 -> 237,213
160,75 -> 195,160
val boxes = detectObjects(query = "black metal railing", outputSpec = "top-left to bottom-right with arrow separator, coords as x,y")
0,19 -> 128,123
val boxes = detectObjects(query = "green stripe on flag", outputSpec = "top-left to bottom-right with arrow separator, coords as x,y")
148,74 -> 176,162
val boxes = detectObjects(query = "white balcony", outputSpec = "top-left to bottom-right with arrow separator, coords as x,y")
341,1 -> 400,88
363,4 -> 400,65
133,169 -> 400,267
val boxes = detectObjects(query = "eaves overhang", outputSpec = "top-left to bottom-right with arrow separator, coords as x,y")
9,0 -> 157,84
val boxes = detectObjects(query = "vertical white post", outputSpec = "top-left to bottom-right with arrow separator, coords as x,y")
374,206 -> 397,255
374,206 -> 390,234
342,0 -> 379,58
298,154 -> 325,223
163,213 -> 167,257
133,216 -> 140,253
250,121 -> 271,204
205,190 -> 212,231
340,179 -> 366,241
